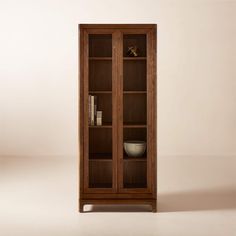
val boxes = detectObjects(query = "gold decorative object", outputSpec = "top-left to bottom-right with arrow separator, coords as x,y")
127,46 -> 139,57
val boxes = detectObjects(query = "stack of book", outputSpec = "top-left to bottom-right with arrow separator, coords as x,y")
89,95 -> 103,126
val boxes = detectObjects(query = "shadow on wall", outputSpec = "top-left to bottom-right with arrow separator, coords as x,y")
158,188 -> 236,212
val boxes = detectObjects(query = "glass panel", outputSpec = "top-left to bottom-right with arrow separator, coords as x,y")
123,60 -> 146,91
123,128 -> 147,188
89,161 -> 112,188
89,60 -> 112,91
123,34 -> 146,57
123,94 -> 146,125
89,34 -> 112,57
88,34 -> 113,189
89,34 -> 112,91
123,34 -> 147,189
123,161 -> 147,188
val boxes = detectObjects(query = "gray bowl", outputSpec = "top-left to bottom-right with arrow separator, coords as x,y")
124,140 -> 146,157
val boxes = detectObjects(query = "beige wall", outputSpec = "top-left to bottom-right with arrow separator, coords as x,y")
0,0 -> 235,157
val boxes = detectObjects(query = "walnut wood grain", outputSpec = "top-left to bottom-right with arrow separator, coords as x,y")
79,24 -> 157,212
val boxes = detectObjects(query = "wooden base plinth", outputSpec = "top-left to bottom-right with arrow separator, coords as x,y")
79,199 -> 157,213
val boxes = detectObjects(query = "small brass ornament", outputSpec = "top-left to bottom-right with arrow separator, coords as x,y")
127,46 -> 139,57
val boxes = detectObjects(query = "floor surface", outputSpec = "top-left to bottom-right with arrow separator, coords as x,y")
0,155 -> 235,236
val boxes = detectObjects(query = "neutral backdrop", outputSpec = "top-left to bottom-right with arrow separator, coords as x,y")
0,0 -> 235,158
0,0 -> 235,235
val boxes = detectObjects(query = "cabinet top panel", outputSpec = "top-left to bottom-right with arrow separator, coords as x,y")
79,24 -> 156,29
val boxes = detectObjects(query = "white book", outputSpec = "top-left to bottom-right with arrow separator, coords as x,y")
91,95 -> 94,126
88,95 -> 91,125
96,111 -> 102,126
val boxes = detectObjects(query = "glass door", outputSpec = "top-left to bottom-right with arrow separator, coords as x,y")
84,32 -> 117,193
118,32 -> 151,193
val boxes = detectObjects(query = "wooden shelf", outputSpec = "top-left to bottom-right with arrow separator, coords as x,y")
123,183 -> 147,188
123,157 -> 147,161
89,91 -> 112,94
123,57 -> 146,60
89,57 -> 147,61
89,159 -> 112,161
89,183 -> 112,188
123,123 -> 147,128
89,153 -> 112,160
89,123 -> 112,128
89,91 -> 146,94
123,91 -> 146,94
89,57 -> 112,60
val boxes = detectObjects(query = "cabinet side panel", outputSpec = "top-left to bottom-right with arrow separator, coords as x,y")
155,26 -> 157,198
146,25 -> 157,197
79,26 -> 85,201
83,31 -> 89,191
147,30 -> 153,193
152,26 -> 157,199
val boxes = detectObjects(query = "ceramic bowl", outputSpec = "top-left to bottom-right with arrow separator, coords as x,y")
124,140 -> 146,157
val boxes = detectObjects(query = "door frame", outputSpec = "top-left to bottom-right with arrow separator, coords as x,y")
81,27 -> 118,193
116,27 -> 157,194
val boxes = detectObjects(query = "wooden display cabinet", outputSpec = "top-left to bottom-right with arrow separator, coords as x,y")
79,24 -> 157,212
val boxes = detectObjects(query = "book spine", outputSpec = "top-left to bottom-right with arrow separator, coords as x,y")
96,111 -> 102,126
88,95 -> 91,125
94,95 -> 97,125
91,95 -> 94,126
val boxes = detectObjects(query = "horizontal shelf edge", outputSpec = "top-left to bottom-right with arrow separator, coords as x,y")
89,125 -> 112,128
123,124 -> 147,128
123,57 -> 146,60
89,91 -> 112,94
89,91 -> 146,94
89,159 -> 112,161
123,158 -> 147,161
123,91 -> 147,94
89,57 -> 112,60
